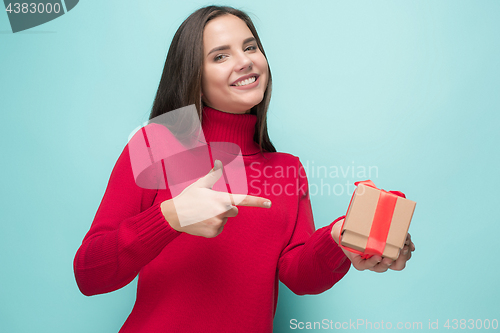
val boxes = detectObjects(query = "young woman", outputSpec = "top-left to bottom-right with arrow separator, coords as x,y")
74,5 -> 415,332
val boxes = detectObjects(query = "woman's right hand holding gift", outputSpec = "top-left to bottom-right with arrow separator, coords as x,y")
331,219 -> 415,273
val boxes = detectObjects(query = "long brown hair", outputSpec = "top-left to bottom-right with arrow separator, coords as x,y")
149,5 -> 276,153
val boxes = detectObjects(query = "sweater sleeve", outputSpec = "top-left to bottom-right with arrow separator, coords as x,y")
73,145 -> 182,296
278,158 -> 350,295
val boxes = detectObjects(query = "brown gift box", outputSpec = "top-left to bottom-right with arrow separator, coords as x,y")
340,182 -> 416,260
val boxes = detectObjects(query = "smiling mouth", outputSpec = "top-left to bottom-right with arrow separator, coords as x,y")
231,76 -> 257,87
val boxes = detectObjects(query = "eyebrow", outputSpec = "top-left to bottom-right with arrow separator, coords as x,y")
207,37 -> 256,57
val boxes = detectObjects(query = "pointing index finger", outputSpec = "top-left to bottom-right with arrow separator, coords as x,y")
231,193 -> 271,208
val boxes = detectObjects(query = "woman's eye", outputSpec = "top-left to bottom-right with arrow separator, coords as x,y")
214,54 -> 226,61
245,45 -> 257,51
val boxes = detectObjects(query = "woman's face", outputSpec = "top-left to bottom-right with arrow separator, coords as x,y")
201,14 -> 269,114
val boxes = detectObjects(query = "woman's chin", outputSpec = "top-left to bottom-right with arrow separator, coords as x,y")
237,96 -> 264,111
206,95 -> 263,114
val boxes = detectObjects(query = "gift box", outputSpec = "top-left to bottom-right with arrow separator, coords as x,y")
340,180 -> 416,260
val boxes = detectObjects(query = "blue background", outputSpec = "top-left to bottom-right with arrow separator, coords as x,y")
1,1 -> 499,332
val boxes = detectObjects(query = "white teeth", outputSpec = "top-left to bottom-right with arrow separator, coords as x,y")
234,76 -> 256,86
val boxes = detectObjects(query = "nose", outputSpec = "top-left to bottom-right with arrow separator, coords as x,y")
234,51 -> 253,71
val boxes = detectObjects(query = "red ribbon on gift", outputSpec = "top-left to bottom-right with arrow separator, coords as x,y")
340,180 -> 406,259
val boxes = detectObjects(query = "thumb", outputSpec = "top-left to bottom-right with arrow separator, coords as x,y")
195,160 -> 223,189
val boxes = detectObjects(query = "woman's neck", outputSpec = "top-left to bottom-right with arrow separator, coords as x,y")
201,106 -> 261,156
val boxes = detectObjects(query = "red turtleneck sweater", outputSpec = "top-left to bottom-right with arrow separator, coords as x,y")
74,106 -> 350,332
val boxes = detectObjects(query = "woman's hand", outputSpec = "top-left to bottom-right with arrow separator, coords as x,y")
161,160 -> 271,238
331,219 -> 415,272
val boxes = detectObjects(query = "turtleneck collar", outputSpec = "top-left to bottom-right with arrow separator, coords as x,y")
201,106 -> 261,156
